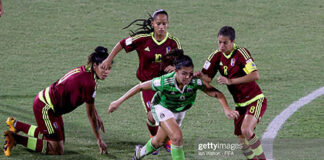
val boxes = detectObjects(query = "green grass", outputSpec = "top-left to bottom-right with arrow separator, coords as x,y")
0,0 -> 323,159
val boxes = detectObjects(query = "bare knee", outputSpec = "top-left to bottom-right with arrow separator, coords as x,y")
241,127 -> 253,139
169,131 -> 183,146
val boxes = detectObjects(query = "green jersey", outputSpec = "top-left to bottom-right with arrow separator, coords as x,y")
151,72 -> 204,112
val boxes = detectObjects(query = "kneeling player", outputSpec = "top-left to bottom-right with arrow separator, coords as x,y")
3,46 -> 111,156
108,50 -> 239,160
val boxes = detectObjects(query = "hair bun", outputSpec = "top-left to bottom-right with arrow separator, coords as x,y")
95,46 -> 108,54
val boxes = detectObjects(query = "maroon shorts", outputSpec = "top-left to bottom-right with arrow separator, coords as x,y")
140,90 -> 156,112
234,97 -> 267,136
33,95 -> 65,141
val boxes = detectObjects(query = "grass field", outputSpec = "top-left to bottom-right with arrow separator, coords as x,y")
0,0 -> 323,159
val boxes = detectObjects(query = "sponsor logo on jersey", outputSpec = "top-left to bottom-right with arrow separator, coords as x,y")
220,61 -> 223,66
153,79 -> 161,87
125,37 -> 132,46
231,58 -> 236,66
166,46 -> 171,53
144,46 -> 150,52
171,91 -> 176,95
203,61 -> 211,70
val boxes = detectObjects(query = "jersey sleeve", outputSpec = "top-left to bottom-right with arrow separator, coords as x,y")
119,35 -> 144,53
151,76 -> 163,92
201,50 -> 219,79
236,48 -> 257,74
169,35 -> 182,49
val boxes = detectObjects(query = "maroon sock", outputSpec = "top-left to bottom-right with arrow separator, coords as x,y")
13,134 -> 28,147
146,123 -> 158,136
15,121 -> 40,137
14,134 -> 45,152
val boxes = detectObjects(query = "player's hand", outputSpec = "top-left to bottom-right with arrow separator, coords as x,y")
217,76 -> 232,85
194,71 -> 202,78
97,138 -> 108,155
224,108 -> 239,120
108,100 -> 121,114
164,65 -> 175,73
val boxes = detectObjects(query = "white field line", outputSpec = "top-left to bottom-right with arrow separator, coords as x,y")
261,86 -> 324,160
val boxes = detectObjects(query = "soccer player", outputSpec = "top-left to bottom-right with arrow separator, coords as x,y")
3,46 -> 111,156
102,9 -> 181,153
197,26 -> 267,160
108,50 -> 239,160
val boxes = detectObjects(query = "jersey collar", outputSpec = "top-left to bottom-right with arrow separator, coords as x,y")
222,43 -> 238,59
173,73 -> 187,94
151,32 -> 169,45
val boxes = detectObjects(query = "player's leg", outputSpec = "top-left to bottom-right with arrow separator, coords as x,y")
153,105 -> 185,159
160,118 -> 185,160
235,107 -> 257,160
241,97 -> 267,160
140,90 -> 158,136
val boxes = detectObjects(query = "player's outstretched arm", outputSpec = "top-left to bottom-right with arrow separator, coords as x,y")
102,42 -> 123,69
202,82 -> 239,120
86,103 -> 108,154
108,81 -> 152,114
194,71 -> 212,83
218,70 -> 259,85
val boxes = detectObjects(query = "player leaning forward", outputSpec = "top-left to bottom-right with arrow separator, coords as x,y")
198,26 -> 268,160
3,46 -> 111,156
108,49 -> 239,160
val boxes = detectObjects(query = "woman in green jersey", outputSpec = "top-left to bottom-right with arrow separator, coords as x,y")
108,49 -> 239,160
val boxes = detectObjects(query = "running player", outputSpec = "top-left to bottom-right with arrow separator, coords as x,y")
108,50 -> 239,160
102,9 -> 181,153
197,26 -> 267,160
3,46 -> 111,156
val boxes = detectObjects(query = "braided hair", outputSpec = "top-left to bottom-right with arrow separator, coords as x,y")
123,9 -> 168,37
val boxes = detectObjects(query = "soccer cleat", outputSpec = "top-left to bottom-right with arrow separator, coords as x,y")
131,145 -> 143,160
164,143 -> 171,152
6,117 -> 16,133
3,130 -> 15,157
152,148 -> 159,155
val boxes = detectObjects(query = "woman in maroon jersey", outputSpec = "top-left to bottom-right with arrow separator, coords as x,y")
3,46 -> 111,156
102,9 -> 182,153
197,26 -> 267,160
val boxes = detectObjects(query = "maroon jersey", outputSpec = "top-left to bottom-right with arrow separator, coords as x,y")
120,32 -> 181,82
48,65 -> 97,115
202,44 -> 264,106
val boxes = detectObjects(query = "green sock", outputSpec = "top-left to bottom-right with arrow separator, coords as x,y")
139,139 -> 158,157
171,144 -> 185,160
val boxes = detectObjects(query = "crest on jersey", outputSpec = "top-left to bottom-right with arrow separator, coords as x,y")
166,46 -> 171,53
144,47 -> 150,52
231,58 -> 236,66
160,113 -> 165,119
179,95 -> 185,100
